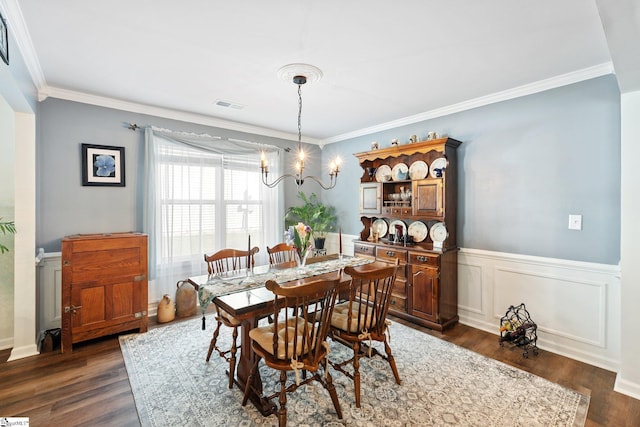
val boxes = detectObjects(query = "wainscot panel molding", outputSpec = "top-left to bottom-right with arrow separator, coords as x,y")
458,248 -> 621,372
37,252 -> 62,333
37,240 -> 622,375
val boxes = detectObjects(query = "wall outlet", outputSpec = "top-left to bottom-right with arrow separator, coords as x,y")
568,214 -> 582,230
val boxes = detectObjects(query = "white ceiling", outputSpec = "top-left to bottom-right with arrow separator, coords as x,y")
10,1 -> 618,143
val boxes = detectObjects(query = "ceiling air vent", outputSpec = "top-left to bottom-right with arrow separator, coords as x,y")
214,99 -> 244,110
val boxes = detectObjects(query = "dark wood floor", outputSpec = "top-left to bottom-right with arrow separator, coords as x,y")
1,315 -> 639,426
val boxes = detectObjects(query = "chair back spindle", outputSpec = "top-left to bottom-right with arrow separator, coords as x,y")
204,247 -> 260,275
267,243 -> 297,266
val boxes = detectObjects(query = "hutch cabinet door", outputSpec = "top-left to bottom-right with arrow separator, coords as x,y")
359,182 -> 382,214
409,265 -> 439,322
413,179 -> 444,218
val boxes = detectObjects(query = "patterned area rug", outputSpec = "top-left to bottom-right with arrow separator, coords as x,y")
120,318 -> 589,426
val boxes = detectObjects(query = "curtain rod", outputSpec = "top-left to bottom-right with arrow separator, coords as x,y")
126,123 -> 289,152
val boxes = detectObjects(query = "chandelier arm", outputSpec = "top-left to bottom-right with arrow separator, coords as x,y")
303,174 -> 338,190
261,172 -> 298,188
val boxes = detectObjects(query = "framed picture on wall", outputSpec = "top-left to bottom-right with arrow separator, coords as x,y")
81,143 -> 126,187
0,10 -> 8,65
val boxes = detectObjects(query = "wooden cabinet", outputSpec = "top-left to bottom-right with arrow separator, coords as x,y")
353,138 -> 461,331
407,250 -> 458,329
61,232 -> 148,352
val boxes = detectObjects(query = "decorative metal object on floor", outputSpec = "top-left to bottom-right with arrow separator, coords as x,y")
499,302 -> 539,358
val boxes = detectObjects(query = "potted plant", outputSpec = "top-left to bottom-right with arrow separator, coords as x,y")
285,192 -> 337,250
0,218 -> 16,254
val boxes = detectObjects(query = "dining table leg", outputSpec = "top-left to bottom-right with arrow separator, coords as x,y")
235,317 -> 277,416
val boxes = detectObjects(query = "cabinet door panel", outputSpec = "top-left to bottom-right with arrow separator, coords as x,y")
413,180 -> 444,217
360,183 -> 382,214
113,281 -> 135,319
76,285 -> 106,326
410,266 -> 438,322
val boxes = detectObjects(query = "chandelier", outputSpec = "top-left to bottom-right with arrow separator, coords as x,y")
260,64 -> 341,190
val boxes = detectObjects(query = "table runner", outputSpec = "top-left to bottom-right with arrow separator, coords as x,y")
197,256 -> 372,328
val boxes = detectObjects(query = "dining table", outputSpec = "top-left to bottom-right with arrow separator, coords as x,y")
187,254 -> 372,416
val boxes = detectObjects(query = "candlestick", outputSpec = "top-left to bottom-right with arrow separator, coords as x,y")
339,228 -> 342,255
247,234 -> 251,271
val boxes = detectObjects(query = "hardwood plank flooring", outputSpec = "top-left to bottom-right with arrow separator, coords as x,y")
1,316 -> 638,426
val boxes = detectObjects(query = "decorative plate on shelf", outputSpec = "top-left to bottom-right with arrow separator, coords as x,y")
389,219 -> 407,237
375,165 -> 392,182
408,221 -> 429,242
372,218 -> 388,237
429,222 -> 448,243
409,160 -> 428,180
430,157 -> 448,178
391,163 -> 409,181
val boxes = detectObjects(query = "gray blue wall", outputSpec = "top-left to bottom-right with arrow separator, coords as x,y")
36,98 -> 322,251
36,76 -> 620,264
321,75 -> 620,264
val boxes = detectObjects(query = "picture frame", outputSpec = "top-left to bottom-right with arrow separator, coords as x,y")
81,143 -> 126,187
0,10 -> 8,65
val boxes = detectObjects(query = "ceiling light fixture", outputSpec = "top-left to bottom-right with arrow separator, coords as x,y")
260,64 -> 340,190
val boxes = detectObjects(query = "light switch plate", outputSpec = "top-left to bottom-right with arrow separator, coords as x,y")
568,214 -> 582,230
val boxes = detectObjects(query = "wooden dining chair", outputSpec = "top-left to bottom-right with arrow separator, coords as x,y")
204,246 -> 259,389
242,275 -> 343,427
329,260 -> 401,408
204,247 -> 259,275
267,242 -> 296,266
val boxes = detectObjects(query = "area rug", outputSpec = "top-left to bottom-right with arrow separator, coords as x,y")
119,318 -> 589,426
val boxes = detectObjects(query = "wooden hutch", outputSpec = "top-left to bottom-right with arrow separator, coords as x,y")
353,137 -> 461,331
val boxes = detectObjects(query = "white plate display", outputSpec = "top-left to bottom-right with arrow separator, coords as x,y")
430,157 -> 448,178
388,220 -> 407,238
372,218 -> 388,237
429,222 -> 448,243
408,221 -> 428,242
375,165 -> 392,182
391,163 -> 409,181
409,160 -> 428,180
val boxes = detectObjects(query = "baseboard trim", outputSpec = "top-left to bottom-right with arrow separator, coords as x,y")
7,344 -> 39,361
614,375 -> 640,401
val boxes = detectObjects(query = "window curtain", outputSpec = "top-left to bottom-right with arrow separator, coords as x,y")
144,127 -> 283,299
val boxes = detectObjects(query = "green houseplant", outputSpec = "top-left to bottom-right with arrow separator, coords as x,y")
285,192 -> 337,249
0,218 -> 16,254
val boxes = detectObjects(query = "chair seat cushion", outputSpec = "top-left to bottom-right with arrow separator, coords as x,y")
217,307 -> 242,326
249,317 -> 317,360
331,301 -> 377,333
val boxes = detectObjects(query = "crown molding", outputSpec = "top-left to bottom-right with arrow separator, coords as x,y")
5,0 -> 613,148
42,86 -> 326,144
322,62 -> 615,144
1,0 -> 47,91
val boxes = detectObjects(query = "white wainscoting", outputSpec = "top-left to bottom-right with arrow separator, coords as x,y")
458,248 -> 621,372
37,252 -> 62,333
36,241 -> 622,373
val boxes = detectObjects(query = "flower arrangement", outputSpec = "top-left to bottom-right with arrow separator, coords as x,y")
285,222 -> 313,265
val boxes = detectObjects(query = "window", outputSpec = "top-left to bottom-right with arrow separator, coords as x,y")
145,129 -> 282,299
